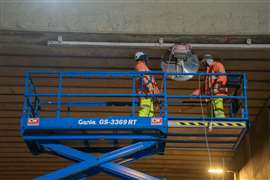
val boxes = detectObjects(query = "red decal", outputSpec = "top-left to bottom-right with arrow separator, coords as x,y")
27,118 -> 40,126
151,117 -> 162,125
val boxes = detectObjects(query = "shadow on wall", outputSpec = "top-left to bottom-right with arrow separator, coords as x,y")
233,98 -> 270,180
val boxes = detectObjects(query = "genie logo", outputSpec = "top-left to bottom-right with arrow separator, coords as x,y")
78,119 -> 97,125
151,117 -> 162,125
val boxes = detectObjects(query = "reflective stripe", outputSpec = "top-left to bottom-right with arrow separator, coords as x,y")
172,121 -> 246,128
139,98 -> 154,117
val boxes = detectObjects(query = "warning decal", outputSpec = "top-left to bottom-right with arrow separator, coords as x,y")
27,118 -> 40,126
151,117 -> 163,125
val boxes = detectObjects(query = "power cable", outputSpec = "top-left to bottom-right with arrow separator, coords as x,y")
198,74 -> 213,179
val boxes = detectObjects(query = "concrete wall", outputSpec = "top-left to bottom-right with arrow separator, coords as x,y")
0,0 -> 269,35
234,99 -> 270,180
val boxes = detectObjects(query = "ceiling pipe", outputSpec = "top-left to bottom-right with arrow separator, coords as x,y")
48,36 -> 270,50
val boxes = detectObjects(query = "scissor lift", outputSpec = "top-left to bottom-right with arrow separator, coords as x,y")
20,71 -> 248,180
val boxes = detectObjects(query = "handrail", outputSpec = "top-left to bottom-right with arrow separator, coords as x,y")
23,71 -> 248,123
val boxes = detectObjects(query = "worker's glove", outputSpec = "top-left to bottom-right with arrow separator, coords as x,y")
213,82 -> 221,93
214,82 -> 228,94
154,98 -> 161,112
154,97 -> 161,105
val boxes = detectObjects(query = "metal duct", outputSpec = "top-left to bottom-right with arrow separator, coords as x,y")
48,36 -> 270,50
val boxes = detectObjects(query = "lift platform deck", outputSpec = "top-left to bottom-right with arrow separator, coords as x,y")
20,71 -> 248,180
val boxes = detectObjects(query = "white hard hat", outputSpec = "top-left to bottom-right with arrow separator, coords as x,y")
135,52 -> 148,61
202,54 -> 214,66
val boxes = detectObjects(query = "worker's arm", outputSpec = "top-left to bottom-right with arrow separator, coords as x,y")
135,78 -> 142,94
135,63 -> 153,90
215,63 -> 227,86
149,76 -> 160,94
135,63 -> 147,94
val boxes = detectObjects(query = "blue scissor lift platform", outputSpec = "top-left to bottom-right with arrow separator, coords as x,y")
21,71 -> 248,180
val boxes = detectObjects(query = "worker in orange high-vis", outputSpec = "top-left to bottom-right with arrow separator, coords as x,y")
192,54 -> 228,118
134,52 -> 160,117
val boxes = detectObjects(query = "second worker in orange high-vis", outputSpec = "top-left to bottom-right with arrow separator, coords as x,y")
134,52 -> 160,117
192,54 -> 228,118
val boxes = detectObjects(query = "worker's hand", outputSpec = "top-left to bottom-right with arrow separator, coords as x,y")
155,104 -> 160,112
192,89 -> 201,96
147,85 -> 154,94
151,97 -> 160,113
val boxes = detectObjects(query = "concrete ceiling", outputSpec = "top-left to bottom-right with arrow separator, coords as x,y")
0,1 -> 269,35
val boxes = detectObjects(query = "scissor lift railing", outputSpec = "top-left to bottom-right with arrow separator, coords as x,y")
20,71 -> 248,180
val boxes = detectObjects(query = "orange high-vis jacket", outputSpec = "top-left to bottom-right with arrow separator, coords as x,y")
193,61 -> 228,96
205,61 -> 227,95
135,60 -> 160,94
